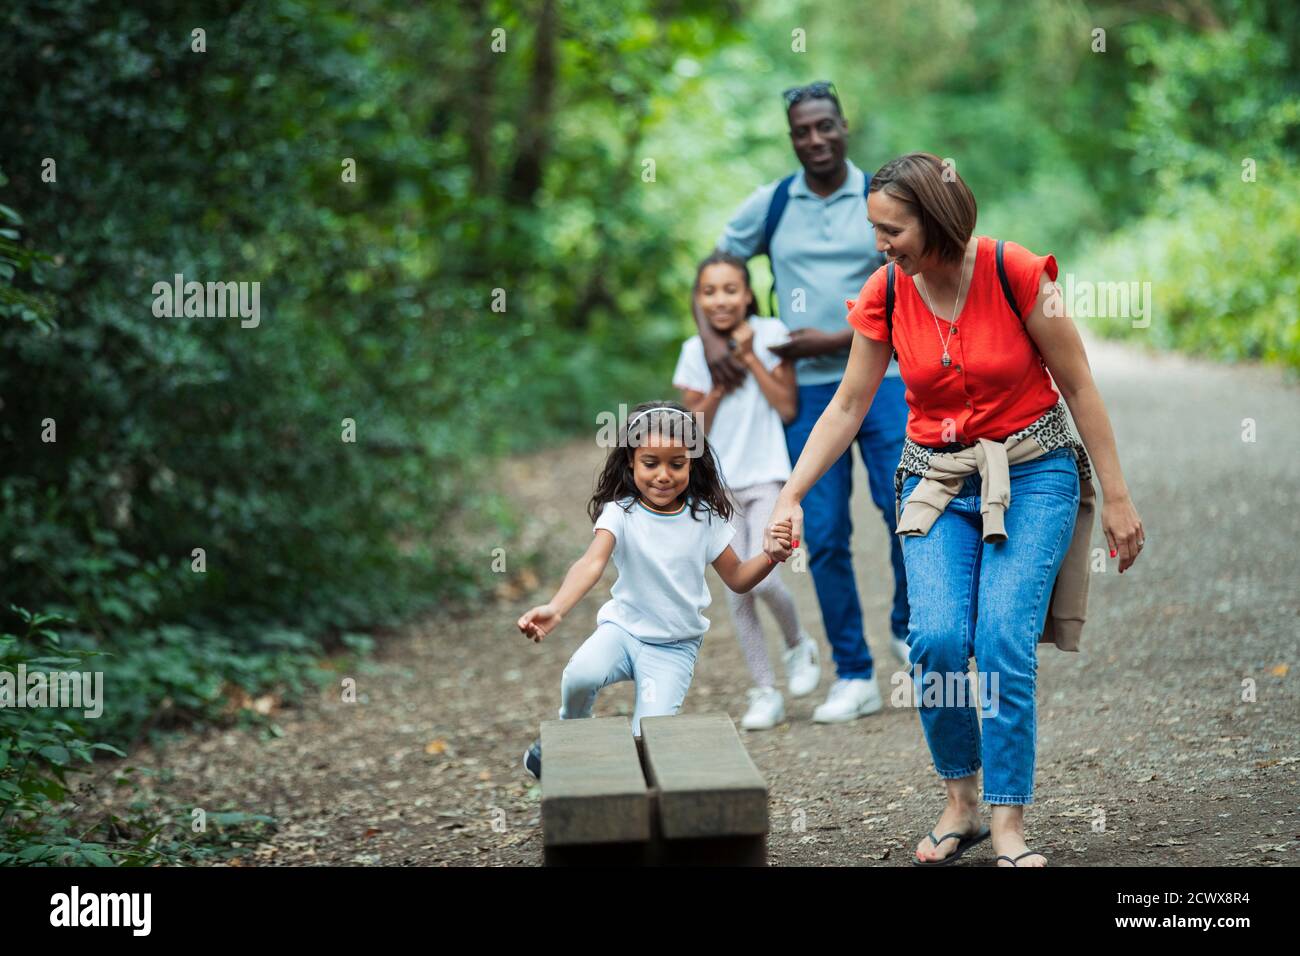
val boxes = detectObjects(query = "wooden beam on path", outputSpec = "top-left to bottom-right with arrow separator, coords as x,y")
540,713 -> 769,865
540,716 -> 650,865
640,713 -> 769,865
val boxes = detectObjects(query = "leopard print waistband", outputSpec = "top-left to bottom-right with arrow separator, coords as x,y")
893,401 -> 1093,499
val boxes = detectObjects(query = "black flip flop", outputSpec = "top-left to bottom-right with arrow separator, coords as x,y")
912,825 -> 991,866
995,850 -> 1047,867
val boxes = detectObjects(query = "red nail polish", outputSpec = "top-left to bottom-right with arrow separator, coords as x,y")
1109,549 -> 1117,558
792,540 -> 799,548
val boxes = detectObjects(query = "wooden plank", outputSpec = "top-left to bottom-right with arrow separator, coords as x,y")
540,716 -> 650,847
639,713 -> 768,841
643,784 -> 768,865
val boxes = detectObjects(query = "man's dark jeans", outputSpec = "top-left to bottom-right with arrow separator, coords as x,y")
784,376 -> 910,679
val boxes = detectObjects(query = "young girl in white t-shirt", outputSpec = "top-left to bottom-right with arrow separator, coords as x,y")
672,251 -> 820,731
517,400 -> 793,779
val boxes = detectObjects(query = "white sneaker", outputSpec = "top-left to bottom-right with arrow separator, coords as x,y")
783,631 -> 821,698
812,677 -> 883,723
740,686 -> 785,731
891,637 -> 911,667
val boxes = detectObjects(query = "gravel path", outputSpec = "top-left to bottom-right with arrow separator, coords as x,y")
86,333 -> 1298,866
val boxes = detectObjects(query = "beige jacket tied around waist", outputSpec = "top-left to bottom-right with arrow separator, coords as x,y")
895,435 -> 1096,652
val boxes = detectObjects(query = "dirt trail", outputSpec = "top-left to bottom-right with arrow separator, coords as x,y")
85,334 -> 1298,866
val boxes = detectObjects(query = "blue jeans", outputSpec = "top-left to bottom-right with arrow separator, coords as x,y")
899,447 -> 1080,805
784,376 -> 910,680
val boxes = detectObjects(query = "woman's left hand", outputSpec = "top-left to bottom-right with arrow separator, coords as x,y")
1101,495 -> 1144,573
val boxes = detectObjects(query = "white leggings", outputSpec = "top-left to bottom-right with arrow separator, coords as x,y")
724,481 -> 803,688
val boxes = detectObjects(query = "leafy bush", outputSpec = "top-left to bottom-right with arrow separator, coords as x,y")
2,0 -> 1297,864
1,606 -> 277,865
0,1 -> 719,752
1075,167 -> 1300,370
1,607 -> 120,864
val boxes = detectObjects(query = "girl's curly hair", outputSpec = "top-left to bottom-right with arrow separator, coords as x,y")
587,400 -> 735,525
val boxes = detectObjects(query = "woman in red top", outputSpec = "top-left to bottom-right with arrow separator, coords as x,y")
762,152 -> 1144,867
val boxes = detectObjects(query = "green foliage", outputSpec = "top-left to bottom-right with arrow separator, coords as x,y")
0,0 -> 1296,862
0,0 -> 739,762
1074,1 -> 1300,366
0,0 -> 513,747
0,196 -> 57,330
0,607 -> 272,865
1126,7 -> 1300,194
0,610 -> 117,857
1076,167 -> 1300,369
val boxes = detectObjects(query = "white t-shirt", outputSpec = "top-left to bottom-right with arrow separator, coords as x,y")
592,495 -> 736,643
672,317 -> 794,490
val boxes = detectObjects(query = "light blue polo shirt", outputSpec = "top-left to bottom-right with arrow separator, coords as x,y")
717,159 -> 898,383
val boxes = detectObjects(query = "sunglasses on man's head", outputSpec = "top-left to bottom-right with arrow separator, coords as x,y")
782,81 -> 839,108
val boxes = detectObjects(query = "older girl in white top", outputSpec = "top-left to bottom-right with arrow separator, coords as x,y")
673,251 -> 820,731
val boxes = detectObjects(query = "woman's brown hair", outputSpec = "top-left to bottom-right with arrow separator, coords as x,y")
869,152 -> 977,263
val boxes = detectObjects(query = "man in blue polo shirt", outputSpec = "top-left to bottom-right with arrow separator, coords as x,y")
695,81 -> 909,723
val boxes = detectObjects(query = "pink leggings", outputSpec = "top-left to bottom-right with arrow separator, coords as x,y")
724,481 -> 803,688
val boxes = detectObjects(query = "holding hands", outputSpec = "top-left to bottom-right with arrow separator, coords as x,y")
764,496 -> 803,563
766,516 -> 796,564
518,508 -> 799,648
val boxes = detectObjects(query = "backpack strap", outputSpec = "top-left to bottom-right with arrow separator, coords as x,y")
761,169 -> 873,252
762,169 -> 876,316
995,238 -> 1023,322
883,240 -> 1018,362
760,174 -> 798,257
883,262 -> 898,359
760,174 -> 797,316
885,261 -> 895,333
997,237 -> 1049,370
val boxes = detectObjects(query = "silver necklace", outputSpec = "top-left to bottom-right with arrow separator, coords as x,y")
915,243 -> 973,368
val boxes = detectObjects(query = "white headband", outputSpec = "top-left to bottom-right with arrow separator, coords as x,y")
626,407 -> 695,432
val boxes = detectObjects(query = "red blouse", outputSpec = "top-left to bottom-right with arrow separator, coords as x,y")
846,236 -> 1060,447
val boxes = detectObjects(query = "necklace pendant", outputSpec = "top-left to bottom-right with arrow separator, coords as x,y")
942,353 -> 952,368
